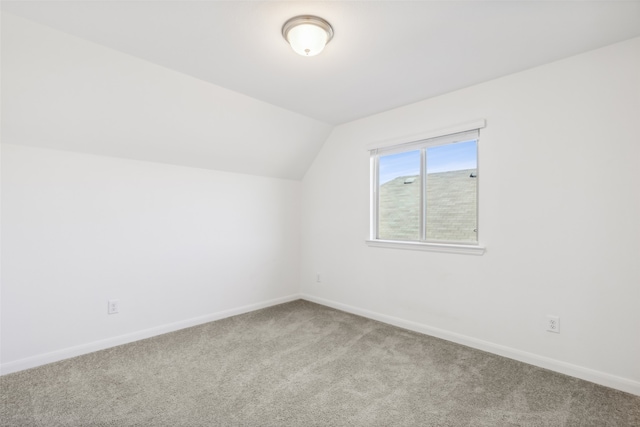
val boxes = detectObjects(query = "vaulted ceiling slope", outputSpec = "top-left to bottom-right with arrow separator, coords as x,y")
4,1 -> 640,125
1,12 -> 333,181
2,2 -> 640,180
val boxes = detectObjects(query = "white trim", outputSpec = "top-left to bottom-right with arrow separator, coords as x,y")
300,294 -> 640,397
373,129 -> 479,156
0,294 -> 301,375
366,239 -> 486,255
370,154 -> 379,240
367,119 -> 486,151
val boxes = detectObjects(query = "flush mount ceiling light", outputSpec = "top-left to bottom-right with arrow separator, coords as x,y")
282,15 -> 334,57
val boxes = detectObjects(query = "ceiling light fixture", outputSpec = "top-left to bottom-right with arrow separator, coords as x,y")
282,15 -> 334,57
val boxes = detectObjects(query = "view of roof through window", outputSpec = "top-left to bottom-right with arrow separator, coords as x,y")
377,140 -> 478,243
379,140 -> 477,184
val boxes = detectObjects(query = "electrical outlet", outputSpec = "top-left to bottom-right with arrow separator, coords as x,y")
547,315 -> 560,333
108,299 -> 119,315
316,273 -> 321,283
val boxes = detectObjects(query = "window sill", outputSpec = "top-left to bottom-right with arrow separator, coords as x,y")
365,239 -> 485,255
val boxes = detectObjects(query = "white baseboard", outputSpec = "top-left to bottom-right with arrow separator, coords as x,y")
1,294 -> 301,376
301,294 -> 640,397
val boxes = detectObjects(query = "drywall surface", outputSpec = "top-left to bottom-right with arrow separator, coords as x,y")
300,37 -> 640,394
1,144 -> 301,370
1,12 -> 332,180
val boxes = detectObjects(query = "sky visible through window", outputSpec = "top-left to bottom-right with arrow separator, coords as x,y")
379,140 -> 477,184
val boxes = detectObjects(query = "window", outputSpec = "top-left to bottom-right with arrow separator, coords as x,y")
367,122 -> 485,255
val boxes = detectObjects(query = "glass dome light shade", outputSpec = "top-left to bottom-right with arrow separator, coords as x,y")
282,16 -> 334,57
287,24 -> 327,56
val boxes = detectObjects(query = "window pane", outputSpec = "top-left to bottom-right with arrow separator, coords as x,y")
426,140 -> 477,242
378,150 -> 421,241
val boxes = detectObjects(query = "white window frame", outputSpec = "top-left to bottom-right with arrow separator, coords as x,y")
366,120 -> 486,255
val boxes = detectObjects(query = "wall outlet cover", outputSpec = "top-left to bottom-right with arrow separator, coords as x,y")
108,299 -> 120,315
547,315 -> 560,333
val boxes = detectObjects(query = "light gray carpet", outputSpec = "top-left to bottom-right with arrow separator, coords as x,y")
1,300 -> 639,426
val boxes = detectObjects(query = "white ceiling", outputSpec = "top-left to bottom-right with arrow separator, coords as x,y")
2,12 -> 334,180
3,1 -> 640,125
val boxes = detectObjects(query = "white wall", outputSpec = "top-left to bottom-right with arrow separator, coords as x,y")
300,37 -> 640,395
1,144 -> 301,372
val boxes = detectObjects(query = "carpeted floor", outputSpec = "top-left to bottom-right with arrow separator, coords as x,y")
1,300 -> 639,426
